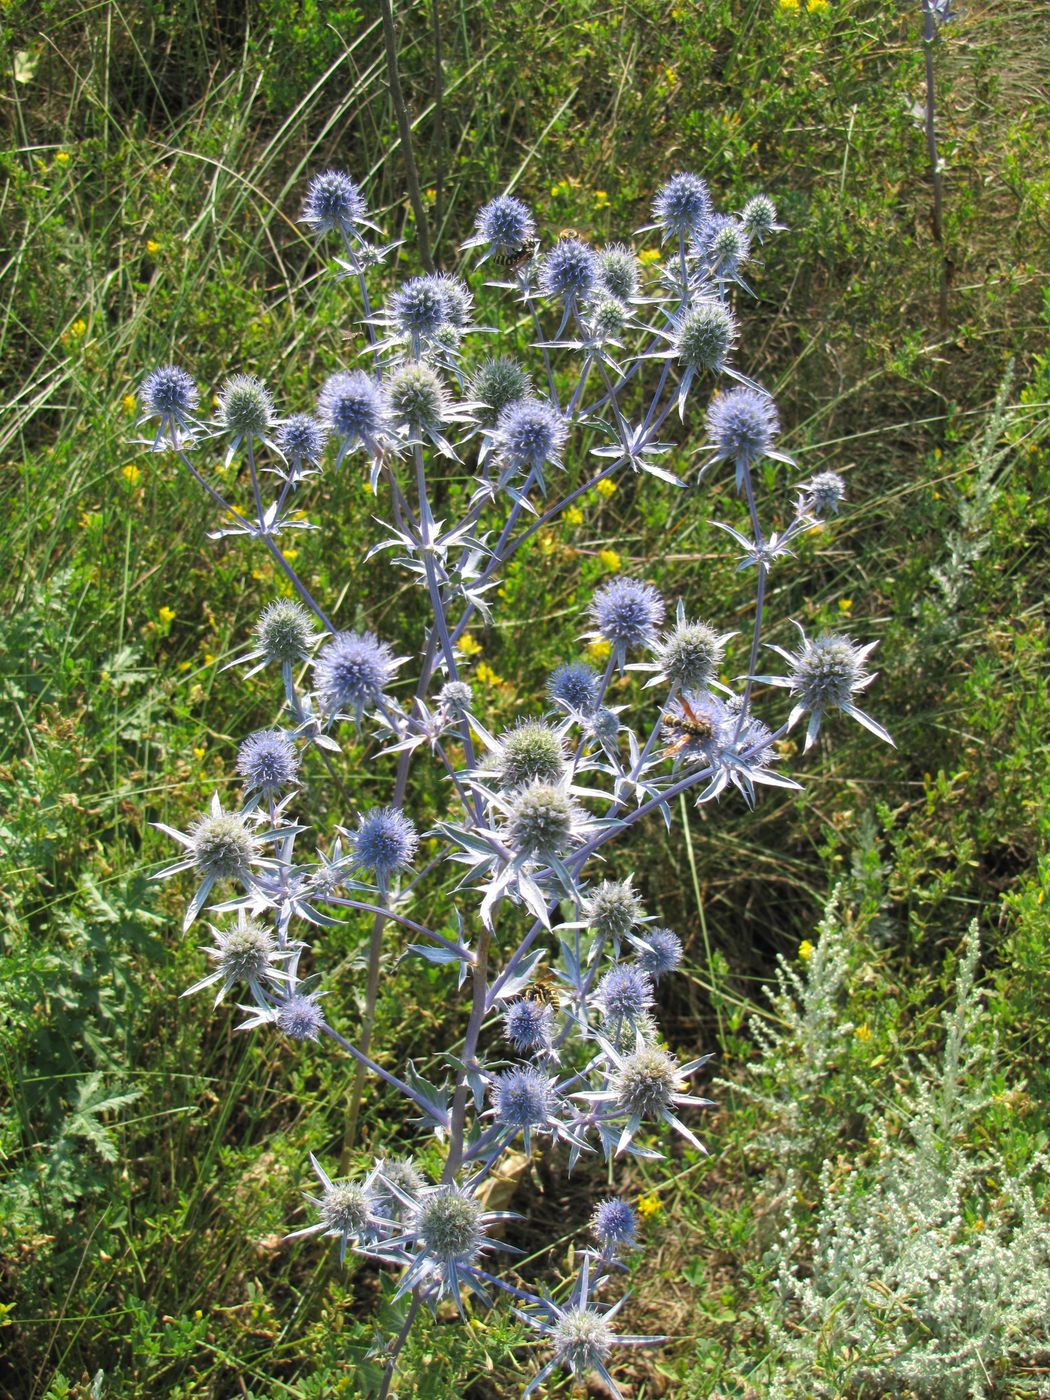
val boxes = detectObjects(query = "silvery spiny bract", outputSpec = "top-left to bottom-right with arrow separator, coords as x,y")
139,164 -> 890,1399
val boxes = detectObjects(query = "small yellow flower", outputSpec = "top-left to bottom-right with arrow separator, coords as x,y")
638,249 -> 661,267
664,66 -> 678,86
596,477 -> 617,499
146,239 -> 161,256
637,1193 -> 663,1219
178,660 -> 192,672
779,0 -> 800,10
203,652 -> 216,666
808,0 -> 829,11
598,548 -> 621,573
158,606 -> 176,625
476,661 -> 504,685
565,505 -> 584,527
283,548 -> 299,562
587,638 -> 612,662
54,151 -> 71,165
855,1024 -> 873,1042
798,939 -> 813,962
549,179 -> 572,199
193,745 -> 206,761
123,393 -> 137,415
838,598 -> 853,614
122,463 -> 141,485
593,189 -> 610,210
537,531 -> 556,557
457,633 -> 482,657
69,319 -> 87,340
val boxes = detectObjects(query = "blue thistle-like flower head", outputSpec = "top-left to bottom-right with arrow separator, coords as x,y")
800,470 -> 846,517
189,807 -> 258,881
673,300 -> 737,375
506,781 -> 582,862
547,661 -> 600,715
539,238 -> 599,303
254,598 -> 316,666
596,963 -> 654,1032
140,365 -> 200,431
587,707 -> 620,747
652,171 -> 711,239
598,243 -> 640,301
438,679 -> 473,716
413,1184 -> 485,1268
433,274 -> 473,330
472,194 -> 536,254
706,387 -> 780,468
390,275 -> 449,339
352,806 -> 418,880
495,720 -> 568,790
315,630 -> 398,718
656,616 -> 726,690
236,728 -> 301,797
663,690 -> 732,768
590,577 -> 665,656
493,398 -> 568,474
741,194 -> 779,240
491,1066 -> 559,1136
584,878 -> 644,945
697,213 -> 751,280
469,356 -> 532,423
591,1197 -> 637,1249
276,992 -> 325,1041
789,633 -> 869,714
317,371 -> 390,460
632,926 -> 683,981
217,374 -> 275,445
504,997 -> 555,1055
387,361 -> 450,438
277,413 -> 327,470
301,170 -> 367,235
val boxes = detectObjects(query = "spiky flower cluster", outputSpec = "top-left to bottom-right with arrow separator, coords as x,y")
142,167 -> 889,1400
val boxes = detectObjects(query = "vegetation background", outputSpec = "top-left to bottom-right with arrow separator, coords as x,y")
2,0 -> 1048,1395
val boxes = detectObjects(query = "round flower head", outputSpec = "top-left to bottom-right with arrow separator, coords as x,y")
255,598 -> 316,667
741,193 -> 780,241
697,213 -> 751,281
506,781 -> 581,863
276,991 -> 325,1041
413,1185 -> 484,1268
494,720 -> 568,791
387,361 -> 449,439
584,878 -> 644,946
277,414 -> 327,473
662,689 -> 732,768
800,470 -> 846,518
547,661 -> 600,715
631,926 -> 683,981
587,707 -> 620,747
505,996 -> 555,1055
539,238 -> 599,303
433,274 -> 473,330
674,300 -> 736,375
655,615 -> 726,690
706,386 -> 780,472
375,1157 -> 425,1221
652,171 -> 711,240
470,194 -> 536,254
236,728 -> 300,797
491,1066 -> 559,1141
760,626 -> 890,751
351,806 -> 418,881
315,629 -> 398,719
190,806 -> 258,882
598,243 -> 640,301
591,1197 -> 637,1250
184,912 -> 287,1005
587,295 -> 630,343
494,398 -> 567,475
469,356 -> 532,422
596,964 -> 655,1035
284,1155 -> 382,1265
552,1307 -> 614,1376
217,374 -> 275,447
390,275 -> 449,340
613,1042 -> 681,1119
438,679 -> 473,716
317,370 -> 390,462
140,365 -> 199,437
590,577 -> 665,661
301,170 -> 367,236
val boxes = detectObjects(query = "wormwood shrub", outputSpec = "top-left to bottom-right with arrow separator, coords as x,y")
760,918 -> 1050,1397
135,170 -> 890,1396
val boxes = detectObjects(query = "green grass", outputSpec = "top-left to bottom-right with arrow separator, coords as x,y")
2,0 -> 1049,1395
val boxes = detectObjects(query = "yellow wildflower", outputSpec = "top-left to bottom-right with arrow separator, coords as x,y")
476,661 -> 504,685
565,505 -> 584,527
54,151 -> 71,165
69,319 -> 87,339
593,189 -> 610,210
798,939 -> 813,962
146,239 -> 161,255
838,598 -> 853,615
158,606 -> 176,625
457,634 -> 483,657
596,477 -> 617,499
809,0 -> 829,10
855,1024 -> 873,1042
779,0 -> 800,10
123,393 -> 137,415
638,249 -> 661,267
598,548 -> 621,573
537,531 -> 556,557
637,1193 -> 663,1219
203,652 -> 216,666
122,463 -> 141,485
283,548 -> 299,562
587,638 -> 612,662
193,745 -> 206,761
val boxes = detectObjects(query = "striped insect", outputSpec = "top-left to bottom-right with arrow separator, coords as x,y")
492,235 -> 540,272
662,693 -> 716,761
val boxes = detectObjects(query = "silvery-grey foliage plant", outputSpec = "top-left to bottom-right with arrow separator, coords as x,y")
137,168 -> 890,1397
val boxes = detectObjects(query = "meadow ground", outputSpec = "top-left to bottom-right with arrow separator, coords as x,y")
2,1 -> 1049,1396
